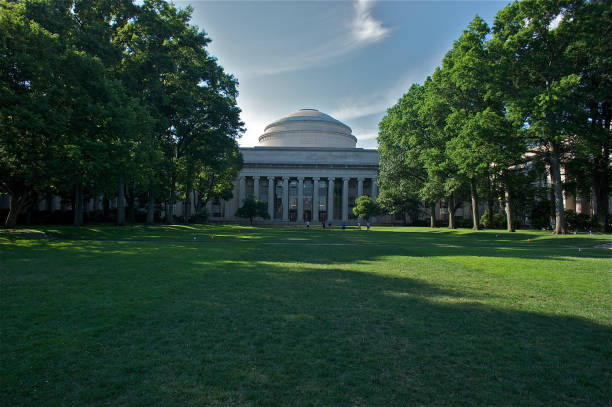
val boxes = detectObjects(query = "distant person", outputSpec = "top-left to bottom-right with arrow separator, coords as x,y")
357,221 -> 361,229
306,220 -> 310,229
366,221 -> 370,230
342,222 -> 346,230
322,222 -> 325,229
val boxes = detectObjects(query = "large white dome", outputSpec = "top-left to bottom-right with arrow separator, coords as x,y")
258,109 -> 357,148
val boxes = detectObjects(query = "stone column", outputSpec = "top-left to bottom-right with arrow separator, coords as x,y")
371,178 -> 378,201
342,177 -> 349,221
254,176 -> 260,200
357,177 -> 364,198
327,177 -> 335,221
282,176 -> 289,222
312,177 -> 320,222
297,177 -> 304,222
267,176 -> 275,219
239,176 -> 246,206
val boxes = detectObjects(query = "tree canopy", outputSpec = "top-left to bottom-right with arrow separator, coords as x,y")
378,0 -> 611,233
0,0 -> 243,228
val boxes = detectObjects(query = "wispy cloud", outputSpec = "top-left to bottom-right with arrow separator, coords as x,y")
352,0 -> 389,44
253,0 -> 390,76
330,56 -> 443,122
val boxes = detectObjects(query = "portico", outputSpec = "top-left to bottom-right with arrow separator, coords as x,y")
235,173 -> 377,223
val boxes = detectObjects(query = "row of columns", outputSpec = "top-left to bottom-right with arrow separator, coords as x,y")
236,175 -> 377,222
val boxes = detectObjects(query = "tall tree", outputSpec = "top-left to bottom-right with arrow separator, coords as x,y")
420,71 -> 466,229
567,0 -> 612,232
440,16 -> 510,230
0,0 -> 67,228
378,84 -> 440,228
491,0 -> 588,234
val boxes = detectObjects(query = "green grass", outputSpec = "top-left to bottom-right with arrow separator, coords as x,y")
1,225 -> 611,406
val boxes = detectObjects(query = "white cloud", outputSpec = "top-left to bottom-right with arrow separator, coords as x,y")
352,0 -> 389,44
353,128 -> 380,149
252,0 -> 390,76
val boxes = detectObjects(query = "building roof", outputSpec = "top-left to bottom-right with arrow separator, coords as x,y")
259,109 -> 357,148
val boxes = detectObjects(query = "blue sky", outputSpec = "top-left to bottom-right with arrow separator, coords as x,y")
176,0 -> 508,148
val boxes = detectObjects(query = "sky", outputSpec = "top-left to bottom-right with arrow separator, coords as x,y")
175,0 -> 508,148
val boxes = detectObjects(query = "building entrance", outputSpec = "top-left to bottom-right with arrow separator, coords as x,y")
303,210 -> 312,222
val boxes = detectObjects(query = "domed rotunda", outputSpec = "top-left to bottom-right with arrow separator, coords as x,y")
207,108 -> 380,225
259,109 -> 357,148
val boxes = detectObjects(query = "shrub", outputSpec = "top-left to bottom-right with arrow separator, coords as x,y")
564,210 -> 594,232
531,199 -> 553,229
479,209 -> 506,229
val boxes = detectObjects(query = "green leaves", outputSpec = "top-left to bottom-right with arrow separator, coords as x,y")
352,195 -> 380,221
1,0 -> 243,227
235,198 -> 269,224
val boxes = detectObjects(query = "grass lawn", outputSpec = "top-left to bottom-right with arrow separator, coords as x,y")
1,225 -> 611,406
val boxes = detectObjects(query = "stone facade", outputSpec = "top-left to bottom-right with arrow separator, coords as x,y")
207,109 -> 380,224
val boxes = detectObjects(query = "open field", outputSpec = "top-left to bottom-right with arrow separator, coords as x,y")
1,225 -> 611,406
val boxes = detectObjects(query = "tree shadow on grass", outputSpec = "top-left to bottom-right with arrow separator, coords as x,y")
1,257 -> 610,406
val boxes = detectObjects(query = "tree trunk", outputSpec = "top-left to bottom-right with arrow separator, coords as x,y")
167,179 -> 175,224
594,181 -> 609,233
593,142 -> 610,233
448,197 -> 456,229
5,193 -> 27,228
185,159 -> 193,222
46,193 -> 53,212
127,179 -> 136,223
103,195 -> 110,220
84,196 -> 90,221
549,142 -> 565,234
429,202 -> 436,228
470,178 -> 479,230
185,188 -> 192,222
146,189 -> 155,225
117,175 -> 126,226
487,170 -> 495,228
26,199 -> 33,225
504,179 -> 514,232
73,184 -> 83,227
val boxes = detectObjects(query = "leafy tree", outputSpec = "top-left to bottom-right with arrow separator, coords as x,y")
420,72 -> 466,229
440,16 -> 526,231
193,146 -> 242,214
378,84 -> 434,226
565,0 -> 612,232
491,0 -> 588,233
352,195 -> 380,221
235,198 -> 269,225
0,0 -> 67,228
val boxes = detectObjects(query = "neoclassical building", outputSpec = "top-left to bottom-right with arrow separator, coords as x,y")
207,108 -> 380,224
